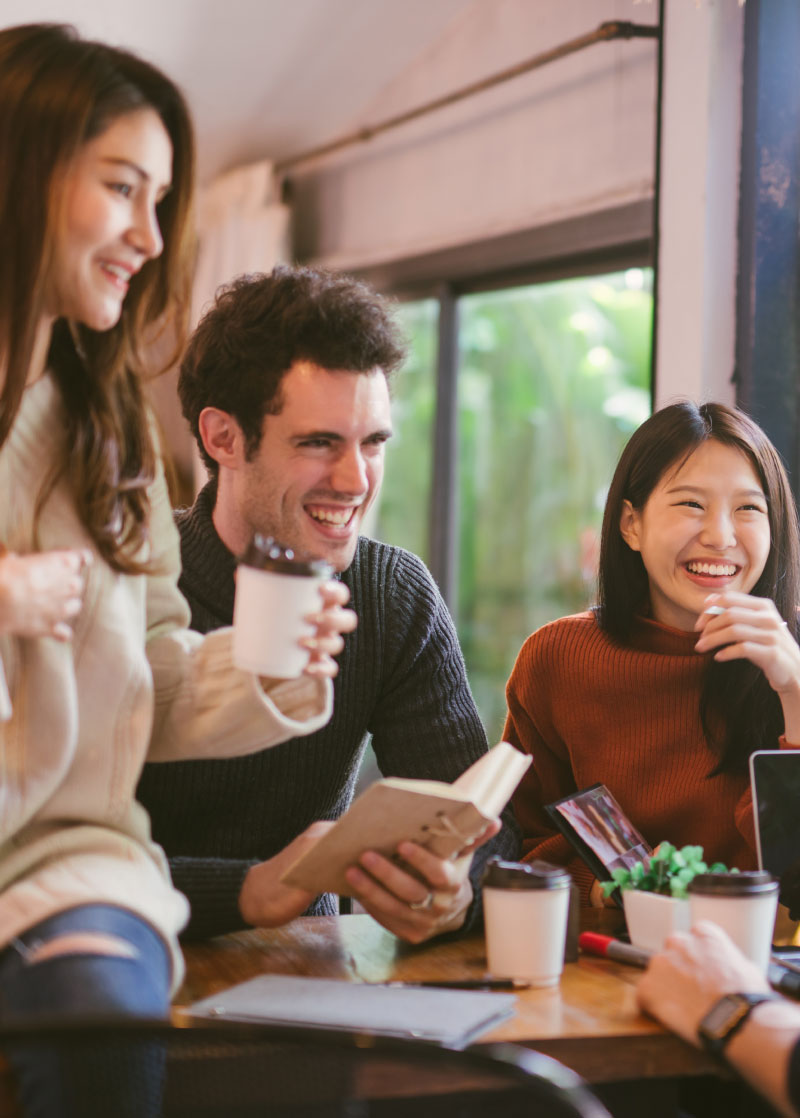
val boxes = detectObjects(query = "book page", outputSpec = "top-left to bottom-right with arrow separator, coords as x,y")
452,741 -> 531,818
280,741 -> 530,895
380,776 -> 470,799
281,785 -> 488,895
379,743 -> 529,806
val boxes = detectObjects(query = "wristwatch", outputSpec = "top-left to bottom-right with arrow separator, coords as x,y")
698,992 -> 776,1059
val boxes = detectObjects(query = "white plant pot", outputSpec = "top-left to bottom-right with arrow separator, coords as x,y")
623,890 -> 690,954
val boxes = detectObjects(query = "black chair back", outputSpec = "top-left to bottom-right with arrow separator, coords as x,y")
0,1017 -> 614,1118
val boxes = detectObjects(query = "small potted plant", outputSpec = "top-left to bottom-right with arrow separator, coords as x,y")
601,843 -> 735,953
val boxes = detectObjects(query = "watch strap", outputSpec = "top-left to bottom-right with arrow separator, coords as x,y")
698,992 -> 776,1060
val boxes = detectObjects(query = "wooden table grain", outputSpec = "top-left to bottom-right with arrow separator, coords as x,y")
176,913 -> 718,1085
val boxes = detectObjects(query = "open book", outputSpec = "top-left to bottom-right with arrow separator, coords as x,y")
280,741 -> 531,896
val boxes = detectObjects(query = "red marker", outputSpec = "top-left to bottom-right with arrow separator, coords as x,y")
578,932 -> 651,969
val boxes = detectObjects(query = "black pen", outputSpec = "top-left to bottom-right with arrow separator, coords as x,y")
772,954 -> 800,977
386,978 -> 525,989
769,962 -> 800,999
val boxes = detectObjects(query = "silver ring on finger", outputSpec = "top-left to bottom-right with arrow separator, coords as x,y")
409,892 -> 433,911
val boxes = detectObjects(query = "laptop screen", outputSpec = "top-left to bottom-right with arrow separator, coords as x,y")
749,750 -> 800,879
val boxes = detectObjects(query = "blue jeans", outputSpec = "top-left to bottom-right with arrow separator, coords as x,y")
0,904 -> 171,1118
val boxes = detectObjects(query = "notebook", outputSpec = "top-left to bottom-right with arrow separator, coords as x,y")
184,974 -> 517,1048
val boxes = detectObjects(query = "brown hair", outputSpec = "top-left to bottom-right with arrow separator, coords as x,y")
178,266 -> 406,478
597,400 -> 800,773
0,23 -> 195,570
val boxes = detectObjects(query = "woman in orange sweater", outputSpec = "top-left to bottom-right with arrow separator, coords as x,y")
505,401 -> 800,902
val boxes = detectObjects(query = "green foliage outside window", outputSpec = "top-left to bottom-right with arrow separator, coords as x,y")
371,270 -> 653,741
457,270 -> 653,736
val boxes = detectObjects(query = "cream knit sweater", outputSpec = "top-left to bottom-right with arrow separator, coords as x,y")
0,376 -> 332,990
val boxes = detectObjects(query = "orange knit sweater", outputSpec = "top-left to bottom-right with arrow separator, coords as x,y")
504,611 -> 759,901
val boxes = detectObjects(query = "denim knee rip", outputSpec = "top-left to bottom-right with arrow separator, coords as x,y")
10,931 -> 140,965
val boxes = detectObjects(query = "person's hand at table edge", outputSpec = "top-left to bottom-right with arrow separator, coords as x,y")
589,878 -> 617,908
238,821 -> 335,927
344,820 -> 501,945
637,921 -> 800,1118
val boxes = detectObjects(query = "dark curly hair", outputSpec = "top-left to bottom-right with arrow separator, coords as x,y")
179,266 -> 407,476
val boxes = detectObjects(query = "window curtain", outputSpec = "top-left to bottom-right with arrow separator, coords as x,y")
192,159 -> 290,326
183,159 -> 290,491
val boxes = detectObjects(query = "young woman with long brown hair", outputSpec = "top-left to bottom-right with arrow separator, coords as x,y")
0,23 -> 351,1113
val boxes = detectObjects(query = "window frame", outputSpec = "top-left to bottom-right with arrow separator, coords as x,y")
356,201 -> 655,607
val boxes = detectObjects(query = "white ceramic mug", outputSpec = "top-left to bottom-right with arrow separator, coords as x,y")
687,871 -> 779,973
482,858 -> 571,987
233,537 -> 332,679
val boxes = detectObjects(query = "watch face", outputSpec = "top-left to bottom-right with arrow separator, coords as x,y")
699,992 -> 773,1057
701,995 -> 750,1038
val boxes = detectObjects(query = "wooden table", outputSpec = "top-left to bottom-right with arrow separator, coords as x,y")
176,913 -> 719,1088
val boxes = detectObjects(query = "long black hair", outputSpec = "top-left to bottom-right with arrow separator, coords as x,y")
597,400 -> 800,774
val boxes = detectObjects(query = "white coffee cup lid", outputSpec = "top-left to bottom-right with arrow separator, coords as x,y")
482,857 -> 571,890
688,871 -> 777,896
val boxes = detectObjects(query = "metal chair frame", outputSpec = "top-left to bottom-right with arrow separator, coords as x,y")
0,1016 -> 614,1117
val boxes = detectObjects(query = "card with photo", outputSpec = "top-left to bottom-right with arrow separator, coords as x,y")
545,784 -> 652,899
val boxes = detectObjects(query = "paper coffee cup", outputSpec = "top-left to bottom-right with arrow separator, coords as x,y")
232,536 -> 332,679
688,871 -> 778,973
482,858 -> 571,987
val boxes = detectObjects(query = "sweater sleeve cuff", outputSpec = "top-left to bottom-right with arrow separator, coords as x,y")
169,856 -> 256,941
256,673 -> 333,735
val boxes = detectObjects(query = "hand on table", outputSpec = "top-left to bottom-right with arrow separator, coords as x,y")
301,580 -> 357,679
344,820 -> 501,945
238,821 -> 335,928
636,920 -> 770,1047
0,548 -> 92,641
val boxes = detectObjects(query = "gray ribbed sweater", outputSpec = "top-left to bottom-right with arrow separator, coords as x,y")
136,482 -> 519,938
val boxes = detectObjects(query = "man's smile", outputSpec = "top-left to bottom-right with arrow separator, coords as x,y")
305,503 -> 360,528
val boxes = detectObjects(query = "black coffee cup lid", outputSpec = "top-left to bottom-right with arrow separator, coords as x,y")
687,871 -> 777,897
239,535 -> 333,577
481,857 -> 571,890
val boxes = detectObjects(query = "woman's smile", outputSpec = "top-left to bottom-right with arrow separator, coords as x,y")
620,439 -> 771,631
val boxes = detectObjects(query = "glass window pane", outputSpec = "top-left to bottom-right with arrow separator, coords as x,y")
457,269 -> 653,738
368,298 -> 438,565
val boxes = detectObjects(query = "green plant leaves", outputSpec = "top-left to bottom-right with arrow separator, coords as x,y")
598,842 -> 737,900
